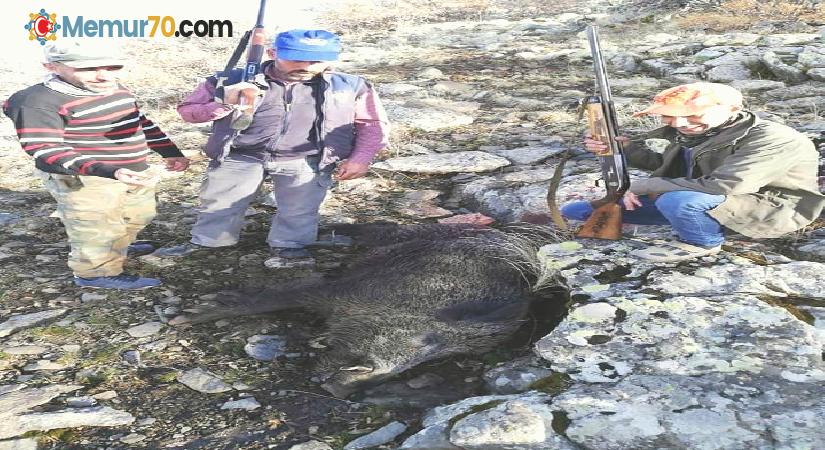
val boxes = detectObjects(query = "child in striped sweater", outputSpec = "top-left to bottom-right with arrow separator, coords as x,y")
3,40 -> 190,290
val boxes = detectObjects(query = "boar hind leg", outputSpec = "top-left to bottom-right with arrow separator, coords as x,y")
170,285 -> 316,326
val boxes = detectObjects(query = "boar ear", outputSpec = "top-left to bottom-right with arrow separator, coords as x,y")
434,300 -> 526,323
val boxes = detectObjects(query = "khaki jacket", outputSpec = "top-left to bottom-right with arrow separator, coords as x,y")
626,112 -> 825,238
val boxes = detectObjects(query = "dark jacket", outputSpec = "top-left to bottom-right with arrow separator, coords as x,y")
179,63 -> 372,172
626,112 -> 825,238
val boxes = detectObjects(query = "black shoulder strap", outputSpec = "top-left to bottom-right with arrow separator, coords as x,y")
213,30 -> 253,102
222,30 -> 251,76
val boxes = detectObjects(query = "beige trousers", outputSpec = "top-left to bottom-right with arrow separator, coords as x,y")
35,169 -> 157,277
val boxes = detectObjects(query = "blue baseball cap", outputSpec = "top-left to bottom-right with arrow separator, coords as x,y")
273,29 -> 341,62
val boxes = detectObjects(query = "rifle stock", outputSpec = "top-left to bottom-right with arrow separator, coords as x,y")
575,26 -> 631,241
577,197 -> 623,240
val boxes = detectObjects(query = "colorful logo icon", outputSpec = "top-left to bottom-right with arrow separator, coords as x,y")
25,9 -> 61,45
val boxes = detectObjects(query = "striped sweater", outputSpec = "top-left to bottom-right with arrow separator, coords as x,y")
3,83 -> 183,179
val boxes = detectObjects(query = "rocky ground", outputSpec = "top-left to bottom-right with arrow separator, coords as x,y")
1,0 -> 825,449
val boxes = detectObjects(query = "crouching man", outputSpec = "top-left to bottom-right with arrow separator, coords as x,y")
563,82 -> 825,262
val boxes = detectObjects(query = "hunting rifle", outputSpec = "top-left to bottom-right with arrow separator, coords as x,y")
575,25 -> 631,240
213,0 -> 267,130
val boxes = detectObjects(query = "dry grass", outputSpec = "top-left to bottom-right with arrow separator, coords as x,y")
319,0 -> 591,32
677,0 -> 825,31
320,0 -> 496,32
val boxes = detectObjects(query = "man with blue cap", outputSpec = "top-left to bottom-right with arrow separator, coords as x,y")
163,29 -> 389,261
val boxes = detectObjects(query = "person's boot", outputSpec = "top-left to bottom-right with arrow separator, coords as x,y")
270,247 -> 312,259
152,243 -> 204,257
74,274 -> 162,290
127,241 -> 156,257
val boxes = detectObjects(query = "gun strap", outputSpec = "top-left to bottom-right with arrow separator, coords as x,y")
224,30 -> 252,75
214,30 -> 253,102
546,149 -> 573,231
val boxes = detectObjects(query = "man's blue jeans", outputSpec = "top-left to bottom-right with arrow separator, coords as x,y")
561,191 -> 726,247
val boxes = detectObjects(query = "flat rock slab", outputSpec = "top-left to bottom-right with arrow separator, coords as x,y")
798,239 -> 825,258
0,309 -> 67,338
535,294 -> 825,383
646,261 -> 825,300
0,407 -> 134,439
373,151 -> 510,174
263,256 -> 316,269
402,393 -> 575,450
0,213 -> 20,226
177,368 -> 232,394
385,104 -> 474,132
344,421 -> 407,450
22,360 -> 67,372
126,321 -> 164,338
2,345 -> 48,355
220,397 -> 261,411
0,387 -> 132,440
0,438 -> 38,450
120,433 -> 147,444
288,441 -> 334,450
407,372 -> 825,450
555,373 -> 825,450
0,384 -> 82,418
483,357 -> 554,395
244,335 -> 287,361
489,145 -> 566,165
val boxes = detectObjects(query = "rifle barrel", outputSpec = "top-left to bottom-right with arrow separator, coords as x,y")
587,26 -> 613,103
255,0 -> 268,27
585,25 -> 630,195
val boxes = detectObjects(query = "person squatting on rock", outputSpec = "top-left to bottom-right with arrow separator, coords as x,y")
562,82 -> 825,262
159,29 -> 389,260
2,41 -> 190,290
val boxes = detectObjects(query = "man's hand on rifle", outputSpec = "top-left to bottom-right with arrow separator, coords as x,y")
583,135 -> 629,155
623,192 -> 660,210
622,192 -> 643,210
222,82 -> 261,108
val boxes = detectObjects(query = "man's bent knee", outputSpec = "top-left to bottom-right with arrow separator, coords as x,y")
654,191 -> 723,212
561,201 -> 594,221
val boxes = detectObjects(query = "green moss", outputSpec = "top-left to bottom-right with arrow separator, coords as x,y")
761,297 -> 816,325
85,343 -> 130,366
327,433 -> 350,450
551,410 -> 571,436
77,367 -> 116,387
214,340 -> 247,358
29,326 -> 76,338
56,353 -> 79,366
362,404 -> 392,426
155,370 -> 180,383
23,428 -> 81,444
220,365 -> 268,386
480,349 -> 514,366
529,372 -> 573,396
0,351 -> 9,360
86,311 -> 120,328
